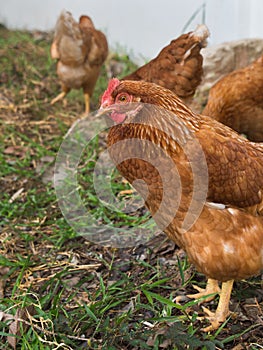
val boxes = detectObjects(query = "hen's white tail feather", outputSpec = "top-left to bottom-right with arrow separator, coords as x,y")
191,24 -> 210,47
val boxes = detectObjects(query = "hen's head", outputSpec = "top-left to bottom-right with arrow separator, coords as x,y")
99,78 -> 180,123
79,15 -> 94,30
99,78 -> 141,123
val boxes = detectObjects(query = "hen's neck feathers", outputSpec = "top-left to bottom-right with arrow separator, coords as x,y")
107,81 -> 204,155
114,80 -> 201,130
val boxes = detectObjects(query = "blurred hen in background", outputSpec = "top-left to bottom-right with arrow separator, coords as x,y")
203,54 -> 263,141
50,11 -> 108,113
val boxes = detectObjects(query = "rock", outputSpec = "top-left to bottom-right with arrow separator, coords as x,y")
202,38 -> 263,87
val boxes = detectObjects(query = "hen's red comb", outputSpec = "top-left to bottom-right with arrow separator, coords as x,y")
101,78 -> 120,104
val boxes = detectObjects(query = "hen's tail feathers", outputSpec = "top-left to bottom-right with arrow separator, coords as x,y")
181,24 -> 210,63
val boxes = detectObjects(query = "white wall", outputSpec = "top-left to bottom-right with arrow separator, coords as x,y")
0,0 -> 263,60
205,0 -> 263,45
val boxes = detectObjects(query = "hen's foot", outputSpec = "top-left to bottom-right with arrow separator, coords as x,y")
187,278 -> 220,303
201,306 -> 231,332
201,280 -> 234,332
51,91 -> 67,105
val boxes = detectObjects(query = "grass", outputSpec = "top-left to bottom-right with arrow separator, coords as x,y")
0,25 -> 263,349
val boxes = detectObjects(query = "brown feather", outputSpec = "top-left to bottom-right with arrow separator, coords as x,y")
203,55 -> 263,141
122,24 -> 209,104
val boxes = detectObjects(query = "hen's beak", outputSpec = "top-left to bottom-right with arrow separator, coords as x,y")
95,105 -> 111,118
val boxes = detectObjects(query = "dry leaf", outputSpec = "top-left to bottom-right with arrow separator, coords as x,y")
232,345 -> 246,350
4,146 -> 32,158
0,310 -> 14,322
147,328 -> 167,346
7,306 -> 35,349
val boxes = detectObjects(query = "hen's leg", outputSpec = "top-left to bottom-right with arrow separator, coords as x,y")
202,279 -> 234,332
84,92 -> 90,114
51,86 -> 70,106
187,278 -> 220,303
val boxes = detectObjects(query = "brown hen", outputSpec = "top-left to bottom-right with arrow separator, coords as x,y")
203,55 -> 263,141
123,24 -> 210,105
51,11 -> 108,113
98,78 -> 263,331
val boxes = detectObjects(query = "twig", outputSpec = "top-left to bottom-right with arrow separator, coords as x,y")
9,188 -> 24,203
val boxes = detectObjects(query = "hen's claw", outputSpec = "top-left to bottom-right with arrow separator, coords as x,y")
187,278 -> 220,303
201,306 -> 231,332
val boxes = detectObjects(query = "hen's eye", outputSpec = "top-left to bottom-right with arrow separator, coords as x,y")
116,93 -> 130,103
119,95 -> 127,102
